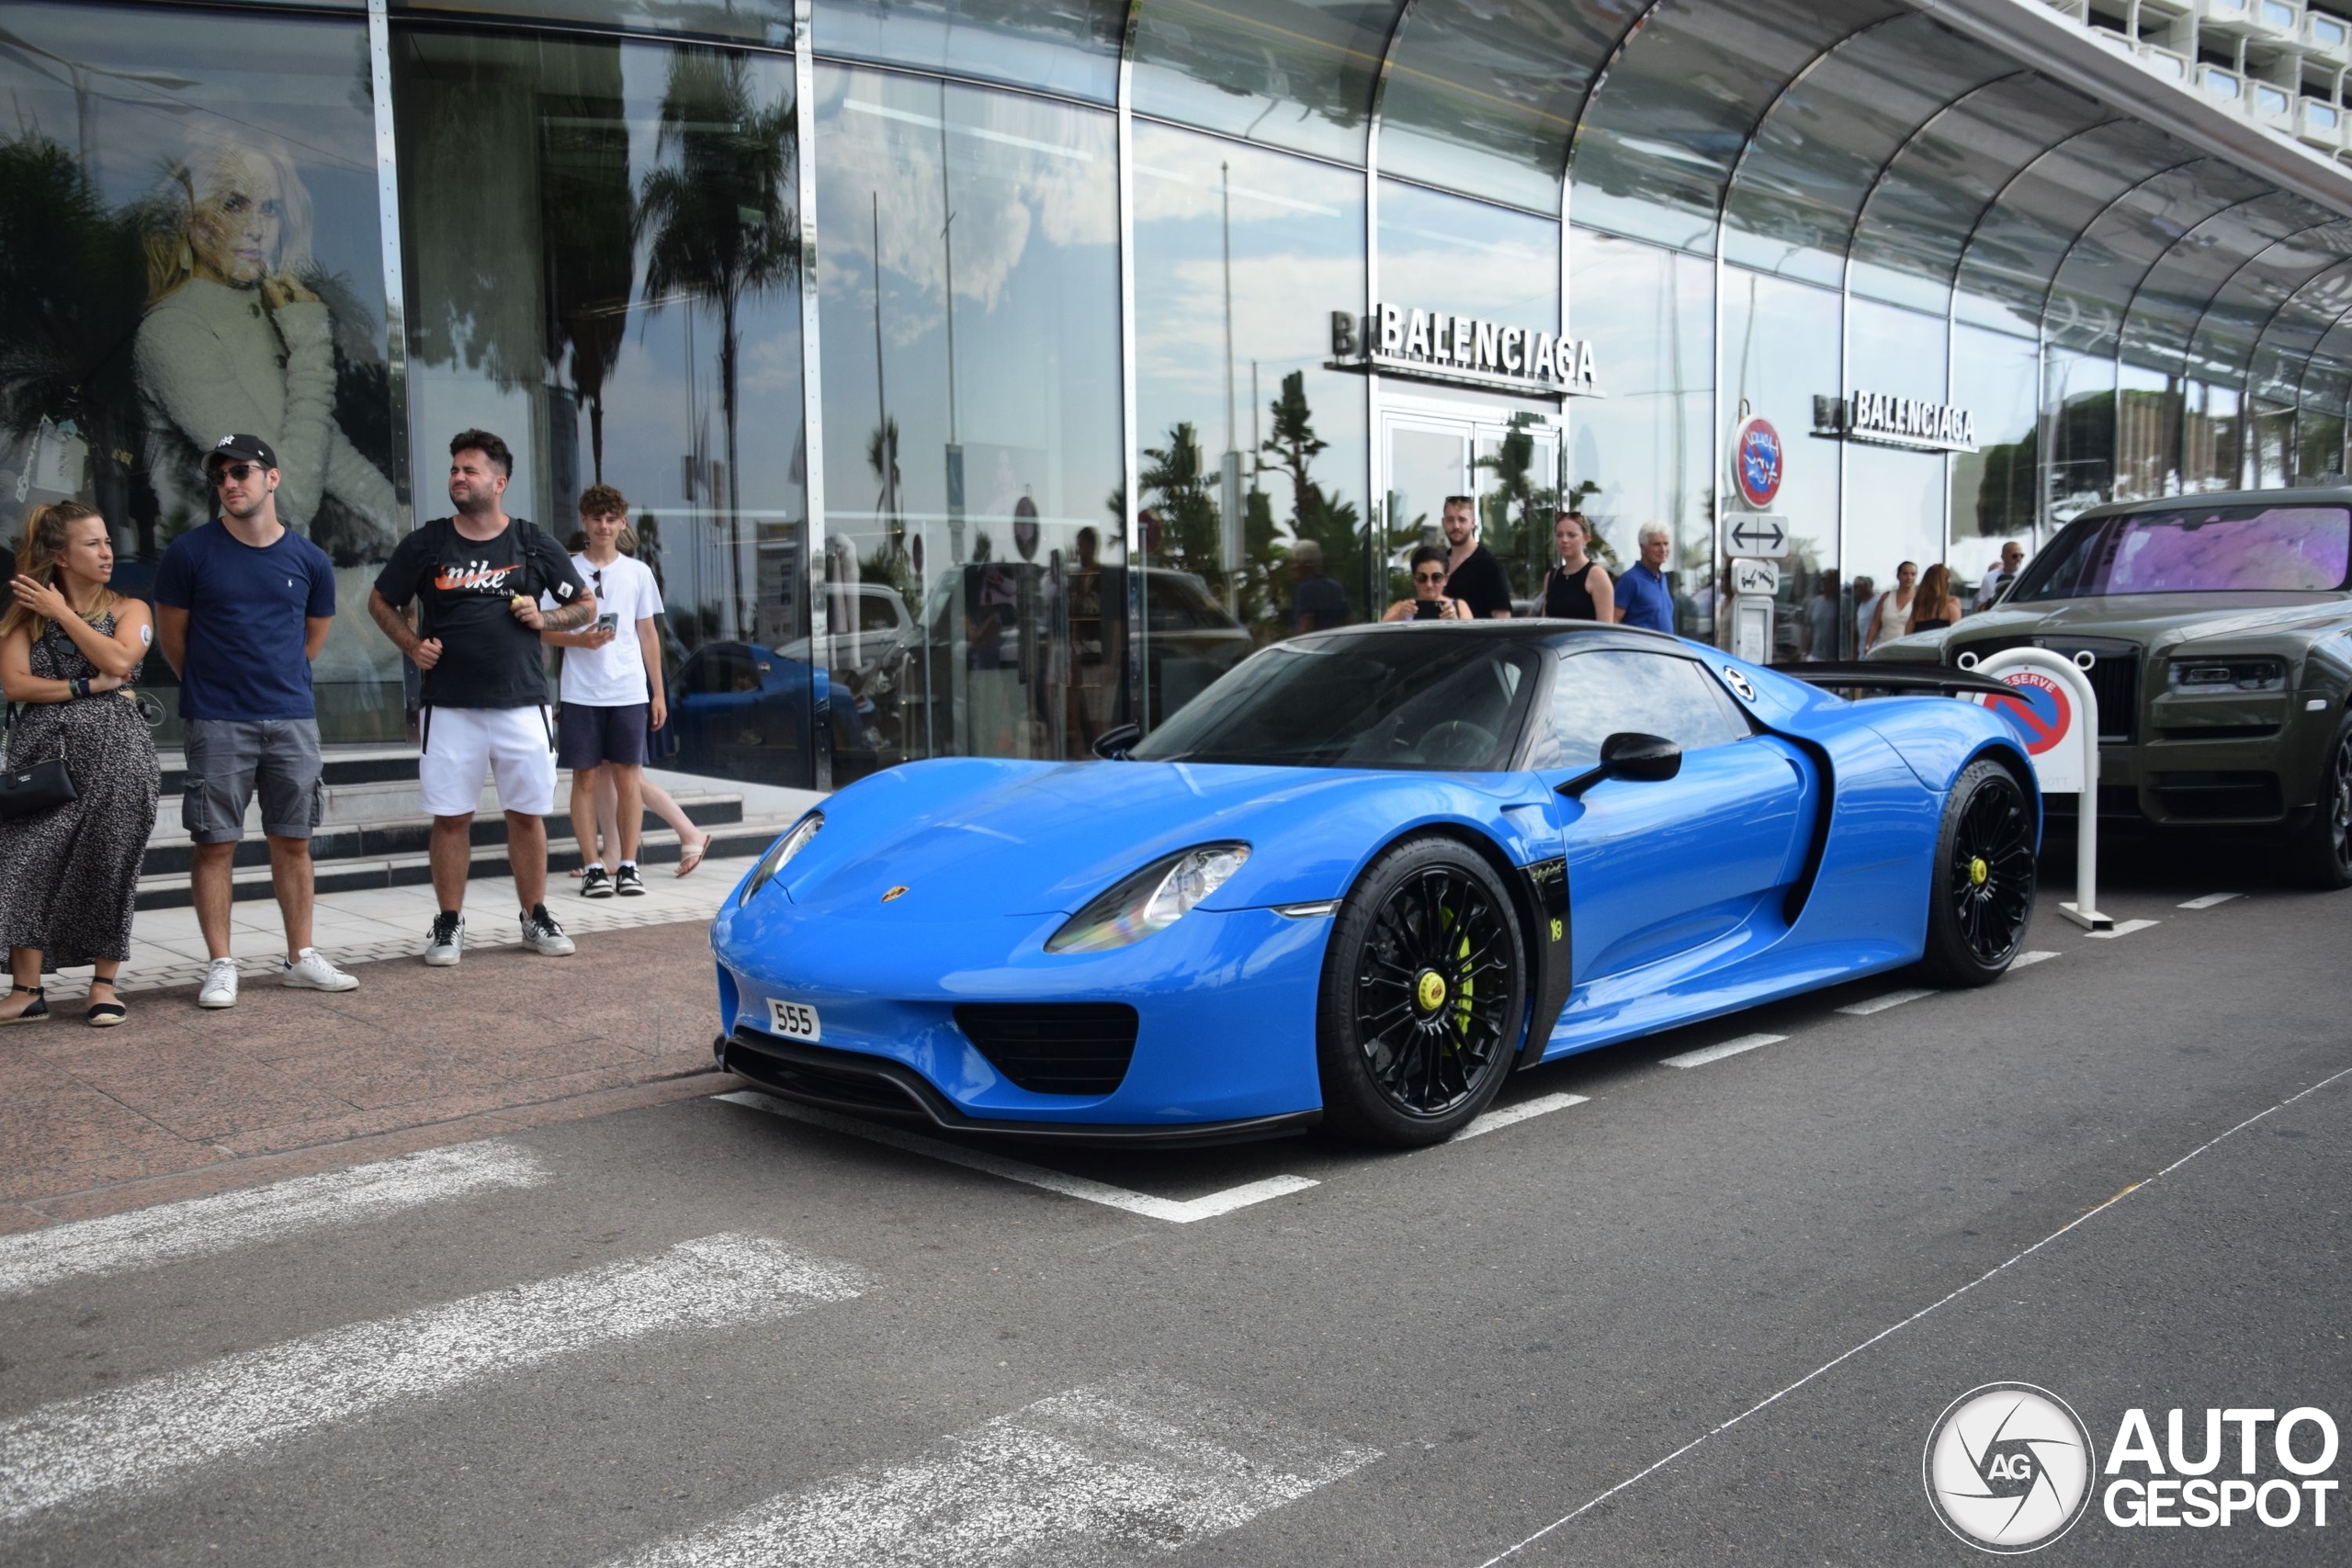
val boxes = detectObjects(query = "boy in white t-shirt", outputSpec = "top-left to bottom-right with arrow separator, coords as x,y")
541,485 -> 666,897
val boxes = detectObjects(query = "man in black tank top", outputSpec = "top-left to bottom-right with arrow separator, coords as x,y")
1440,495 -> 1514,619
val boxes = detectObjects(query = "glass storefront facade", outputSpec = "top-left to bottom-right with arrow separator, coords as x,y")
13,0 -> 2352,791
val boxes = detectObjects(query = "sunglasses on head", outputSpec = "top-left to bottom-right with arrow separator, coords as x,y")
212,462 -> 266,483
1414,569 -> 1447,583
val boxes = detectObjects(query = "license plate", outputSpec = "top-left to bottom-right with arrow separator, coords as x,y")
767,998 -> 820,1043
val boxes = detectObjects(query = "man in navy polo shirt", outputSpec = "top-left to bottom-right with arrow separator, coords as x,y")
153,434 -> 359,1008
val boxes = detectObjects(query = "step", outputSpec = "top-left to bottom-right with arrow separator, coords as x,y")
156,744 -> 419,798
133,815 -> 797,911
138,788 -> 746,879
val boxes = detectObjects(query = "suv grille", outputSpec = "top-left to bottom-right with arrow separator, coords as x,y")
955,1004 -> 1140,1096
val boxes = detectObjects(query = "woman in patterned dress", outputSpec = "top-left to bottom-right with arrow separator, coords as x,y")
0,502 -> 160,1027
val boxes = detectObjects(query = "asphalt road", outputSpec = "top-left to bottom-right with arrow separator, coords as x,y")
3,837 -> 2346,1566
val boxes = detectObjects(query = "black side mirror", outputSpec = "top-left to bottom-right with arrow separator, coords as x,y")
1092,722 -> 1142,761
1556,731 -> 1683,797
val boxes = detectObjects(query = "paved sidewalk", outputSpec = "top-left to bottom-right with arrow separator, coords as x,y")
41,853 -> 758,1001
0,917 -> 747,1232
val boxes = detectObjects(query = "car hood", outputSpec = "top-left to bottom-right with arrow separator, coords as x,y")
1877,592 -> 2351,660
774,756 -> 1539,921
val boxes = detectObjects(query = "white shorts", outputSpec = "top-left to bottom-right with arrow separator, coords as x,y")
417,705 -> 558,818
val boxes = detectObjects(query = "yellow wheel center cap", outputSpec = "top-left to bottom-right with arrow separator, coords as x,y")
1416,971 -> 1448,1012
1969,855 -> 1989,886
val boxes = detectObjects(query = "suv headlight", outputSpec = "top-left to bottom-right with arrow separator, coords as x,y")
1046,842 -> 1250,953
2166,657 -> 2287,693
739,811 -> 822,906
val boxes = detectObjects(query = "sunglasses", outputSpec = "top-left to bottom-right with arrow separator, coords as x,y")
1414,570 -> 1448,584
212,462 -> 267,483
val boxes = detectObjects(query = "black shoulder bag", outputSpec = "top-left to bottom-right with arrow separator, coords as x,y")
0,700 -> 77,820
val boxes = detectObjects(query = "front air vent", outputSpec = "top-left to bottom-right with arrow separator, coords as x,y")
2152,771 -> 2283,821
955,1004 -> 1140,1096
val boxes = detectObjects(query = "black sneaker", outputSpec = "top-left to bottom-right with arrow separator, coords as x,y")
614,863 -> 646,897
521,905 -> 576,956
579,865 -> 615,899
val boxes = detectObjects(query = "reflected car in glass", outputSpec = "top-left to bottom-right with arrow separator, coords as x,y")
1871,491 -> 2352,886
710,622 -> 2039,1146
666,639 -> 829,784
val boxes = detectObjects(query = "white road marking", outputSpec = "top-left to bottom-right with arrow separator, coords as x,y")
0,1142 -> 547,1299
2012,950 -> 2059,968
604,1371 -> 1379,1568
1453,1092 -> 1590,1141
1471,1060 -> 2352,1567
1659,1033 -> 1786,1070
2178,892 -> 2242,909
0,1234 -> 864,1526
1836,987 -> 1937,1017
2087,919 -> 2160,940
720,1092 -> 1315,1224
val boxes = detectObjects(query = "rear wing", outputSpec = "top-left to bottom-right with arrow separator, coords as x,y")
1770,661 -> 2016,700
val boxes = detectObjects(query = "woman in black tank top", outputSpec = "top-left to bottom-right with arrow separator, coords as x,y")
1541,511 -> 1614,621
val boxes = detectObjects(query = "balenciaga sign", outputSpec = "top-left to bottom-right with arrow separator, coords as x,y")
1814,389 -> 1978,452
1329,304 -> 1599,399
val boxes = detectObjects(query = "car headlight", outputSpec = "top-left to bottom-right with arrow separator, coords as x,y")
2166,657 -> 2287,693
738,811 -> 822,907
1046,842 -> 1250,953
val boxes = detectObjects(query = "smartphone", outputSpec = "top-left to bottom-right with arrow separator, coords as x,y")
595,612 -> 620,637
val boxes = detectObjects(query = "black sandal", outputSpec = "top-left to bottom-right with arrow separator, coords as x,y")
1,983 -> 48,1026
85,986 -> 126,1028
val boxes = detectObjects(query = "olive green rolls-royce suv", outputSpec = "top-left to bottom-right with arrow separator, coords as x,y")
1870,489 -> 2352,887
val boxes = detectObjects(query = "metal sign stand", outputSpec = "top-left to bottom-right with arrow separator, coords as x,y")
1959,648 -> 2114,932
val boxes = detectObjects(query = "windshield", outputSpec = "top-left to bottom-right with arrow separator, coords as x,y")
2015,504 -> 2352,601
1131,632 -> 1540,771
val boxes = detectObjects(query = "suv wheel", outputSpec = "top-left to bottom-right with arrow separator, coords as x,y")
2285,714 -> 2352,890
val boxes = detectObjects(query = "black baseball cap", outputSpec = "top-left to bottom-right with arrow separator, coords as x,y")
203,433 -> 278,473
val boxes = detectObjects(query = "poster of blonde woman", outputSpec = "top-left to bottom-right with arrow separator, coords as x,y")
134,129 -> 401,565
0,3 -> 406,739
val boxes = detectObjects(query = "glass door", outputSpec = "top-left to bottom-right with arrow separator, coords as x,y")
1380,399 -> 1563,615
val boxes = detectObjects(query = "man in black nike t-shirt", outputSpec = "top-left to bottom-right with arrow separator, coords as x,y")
369,429 -> 597,965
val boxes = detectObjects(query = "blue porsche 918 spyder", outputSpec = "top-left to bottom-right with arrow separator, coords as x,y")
709,623 -> 2039,1146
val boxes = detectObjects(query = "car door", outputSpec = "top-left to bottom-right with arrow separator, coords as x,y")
1540,649 -> 1817,984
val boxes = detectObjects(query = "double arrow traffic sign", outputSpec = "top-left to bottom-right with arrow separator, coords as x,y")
1726,512 -> 1789,558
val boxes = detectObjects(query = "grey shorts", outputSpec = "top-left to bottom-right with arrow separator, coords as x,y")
181,717 -> 325,843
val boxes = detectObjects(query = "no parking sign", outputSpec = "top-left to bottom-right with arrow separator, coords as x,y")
1975,666 -> 2085,794
1961,645 -> 2109,931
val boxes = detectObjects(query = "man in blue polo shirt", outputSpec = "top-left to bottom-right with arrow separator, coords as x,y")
153,434 -> 360,1008
1614,521 -> 1677,635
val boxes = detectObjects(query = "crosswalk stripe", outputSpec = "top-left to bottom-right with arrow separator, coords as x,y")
2012,950 -> 2059,968
603,1371 -> 1379,1568
0,1142 -> 548,1298
720,1092 -> 1317,1224
2178,892 -> 2241,909
1660,1033 -> 1785,1070
0,1234 -> 865,1526
1837,987 -> 1937,1017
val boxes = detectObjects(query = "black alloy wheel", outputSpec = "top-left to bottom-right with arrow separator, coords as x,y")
2286,716 -> 2352,889
1317,836 -> 1526,1145
1921,759 -> 2037,986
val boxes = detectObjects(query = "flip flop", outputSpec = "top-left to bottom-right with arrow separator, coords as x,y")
676,836 -> 708,877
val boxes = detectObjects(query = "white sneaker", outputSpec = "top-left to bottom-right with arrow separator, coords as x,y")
282,947 -> 359,992
424,910 -> 465,967
519,905 -> 575,956
198,958 -> 239,1010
